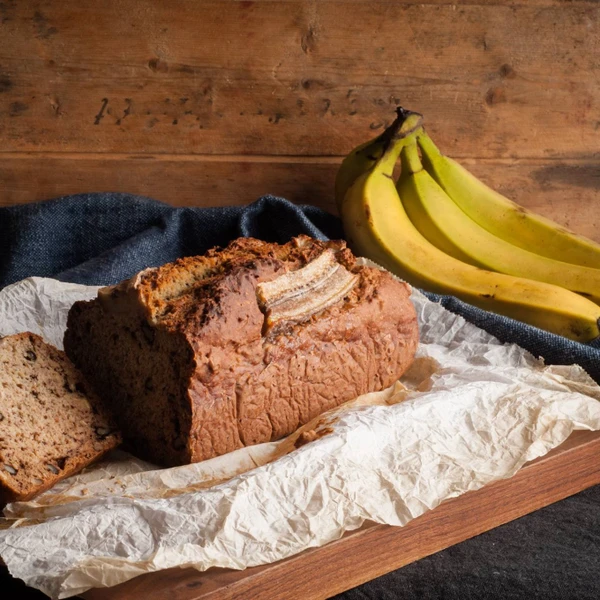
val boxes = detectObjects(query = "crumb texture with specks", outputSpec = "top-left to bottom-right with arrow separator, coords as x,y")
0,333 -> 121,506
64,236 -> 419,467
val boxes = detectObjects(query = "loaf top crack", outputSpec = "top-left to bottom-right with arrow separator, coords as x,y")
98,235 -> 359,334
64,236 -> 419,467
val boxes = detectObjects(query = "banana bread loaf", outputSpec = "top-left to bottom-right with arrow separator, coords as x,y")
64,235 -> 419,467
0,333 -> 121,506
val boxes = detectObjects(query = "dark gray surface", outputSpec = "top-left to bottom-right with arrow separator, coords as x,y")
334,484 -> 600,600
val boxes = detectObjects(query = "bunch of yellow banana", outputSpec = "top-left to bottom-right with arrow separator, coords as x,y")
336,108 -> 600,342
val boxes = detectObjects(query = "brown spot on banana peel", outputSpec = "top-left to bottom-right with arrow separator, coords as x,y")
570,318 -> 600,342
515,205 -> 530,216
569,323 -> 589,340
558,225 -> 582,238
479,293 -> 495,299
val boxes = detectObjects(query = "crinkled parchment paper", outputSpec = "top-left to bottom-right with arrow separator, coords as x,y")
1,272 -> 599,599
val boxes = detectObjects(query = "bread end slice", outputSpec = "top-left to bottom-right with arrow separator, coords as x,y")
0,332 -> 120,506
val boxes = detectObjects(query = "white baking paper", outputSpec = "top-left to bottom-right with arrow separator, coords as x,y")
1,274 -> 599,599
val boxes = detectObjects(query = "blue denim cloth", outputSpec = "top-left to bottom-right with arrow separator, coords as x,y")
1,193 -> 599,383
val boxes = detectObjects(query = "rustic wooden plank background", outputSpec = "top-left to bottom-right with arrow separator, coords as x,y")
0,0 -> 599,238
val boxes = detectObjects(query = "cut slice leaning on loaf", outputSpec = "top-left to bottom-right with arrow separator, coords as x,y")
0,333 -> 121,506
64,235 -> 419,467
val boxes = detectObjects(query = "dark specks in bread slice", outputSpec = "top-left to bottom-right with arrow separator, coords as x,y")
0,332 -> 121,506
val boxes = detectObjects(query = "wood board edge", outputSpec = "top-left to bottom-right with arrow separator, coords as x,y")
83,429 -> 600,600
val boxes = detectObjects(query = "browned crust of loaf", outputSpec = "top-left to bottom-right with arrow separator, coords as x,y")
103,235 -> 349,326
0,332 -> 121,506
185,260 -> 418,461
65,236 -> 419,466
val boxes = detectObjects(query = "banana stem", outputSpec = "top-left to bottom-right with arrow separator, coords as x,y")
394,108 -> 424,140
367,108 -> 423,177
379,108 -> 424,151
416,131 -> 442,160
400,139 -> 423,175
378,137 -> 405,176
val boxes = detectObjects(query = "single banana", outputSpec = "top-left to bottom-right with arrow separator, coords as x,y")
341,123 -> 600,343
334,108 -> 423,212
397,139 -> 600,304
417,131 -> 600,268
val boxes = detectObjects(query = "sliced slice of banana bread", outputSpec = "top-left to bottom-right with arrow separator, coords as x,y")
0,332 -> 121,506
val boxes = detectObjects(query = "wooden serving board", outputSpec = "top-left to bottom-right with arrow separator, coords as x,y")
83,429 -> 600,600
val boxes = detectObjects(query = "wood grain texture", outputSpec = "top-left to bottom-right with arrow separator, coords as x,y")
1,3 -> 599,598
0,1 -> 599,157
82,429 -> 600,600
1,155 -> 599,242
